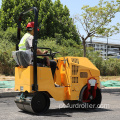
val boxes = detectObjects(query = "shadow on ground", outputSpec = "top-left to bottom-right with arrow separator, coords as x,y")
19,107 -> 112,117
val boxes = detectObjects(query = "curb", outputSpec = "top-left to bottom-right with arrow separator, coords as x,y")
0,87 -> 120,98
101,87 -> 120,93
0,88 -> 19,97
0,92 -> 19,97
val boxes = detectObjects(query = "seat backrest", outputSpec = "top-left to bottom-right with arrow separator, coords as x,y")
12,50 -> 32,68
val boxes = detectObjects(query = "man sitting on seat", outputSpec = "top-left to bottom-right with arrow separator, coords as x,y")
18,22 -> 56,78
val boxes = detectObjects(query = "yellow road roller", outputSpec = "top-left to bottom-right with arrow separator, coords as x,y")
13,7 -> 102,114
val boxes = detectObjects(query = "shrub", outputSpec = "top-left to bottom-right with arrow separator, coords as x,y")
0,27 -> 120,76
37,38 -> 83,58
0,39 -> 15,75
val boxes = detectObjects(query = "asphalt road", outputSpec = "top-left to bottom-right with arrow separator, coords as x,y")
0,92 -> 120,120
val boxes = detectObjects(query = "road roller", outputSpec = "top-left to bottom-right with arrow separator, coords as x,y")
13,7 -> 102,114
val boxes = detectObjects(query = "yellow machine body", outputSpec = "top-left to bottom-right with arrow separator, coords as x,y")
15,56 -> 100,101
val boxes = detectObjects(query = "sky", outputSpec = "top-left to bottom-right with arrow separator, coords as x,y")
0,0 -> 120,45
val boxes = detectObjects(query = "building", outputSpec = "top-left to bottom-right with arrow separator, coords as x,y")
86,41 -> 120,59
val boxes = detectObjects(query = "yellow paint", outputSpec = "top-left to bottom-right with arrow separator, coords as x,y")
15,56 -> 101,101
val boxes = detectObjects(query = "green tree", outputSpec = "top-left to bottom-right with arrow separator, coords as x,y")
0,0 -> 36,30
52,0 -> 80,43
75,0 -> 120,57
0,0 -> 80,43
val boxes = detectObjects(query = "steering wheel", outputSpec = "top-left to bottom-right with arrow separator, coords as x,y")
46,52 -> 59,59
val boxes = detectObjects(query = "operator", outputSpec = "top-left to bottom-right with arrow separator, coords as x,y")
18,22 -> 56,79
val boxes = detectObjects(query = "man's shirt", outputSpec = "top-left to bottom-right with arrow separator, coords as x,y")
25,34 -> 33,50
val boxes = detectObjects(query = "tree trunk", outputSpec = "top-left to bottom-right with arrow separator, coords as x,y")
83,39 -> 86,57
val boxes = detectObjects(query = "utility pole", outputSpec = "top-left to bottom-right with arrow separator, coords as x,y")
106,37 -> 108,60
90,37 -> 92,47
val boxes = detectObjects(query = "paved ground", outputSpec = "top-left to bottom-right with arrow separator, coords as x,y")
0,92 -> 120,120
